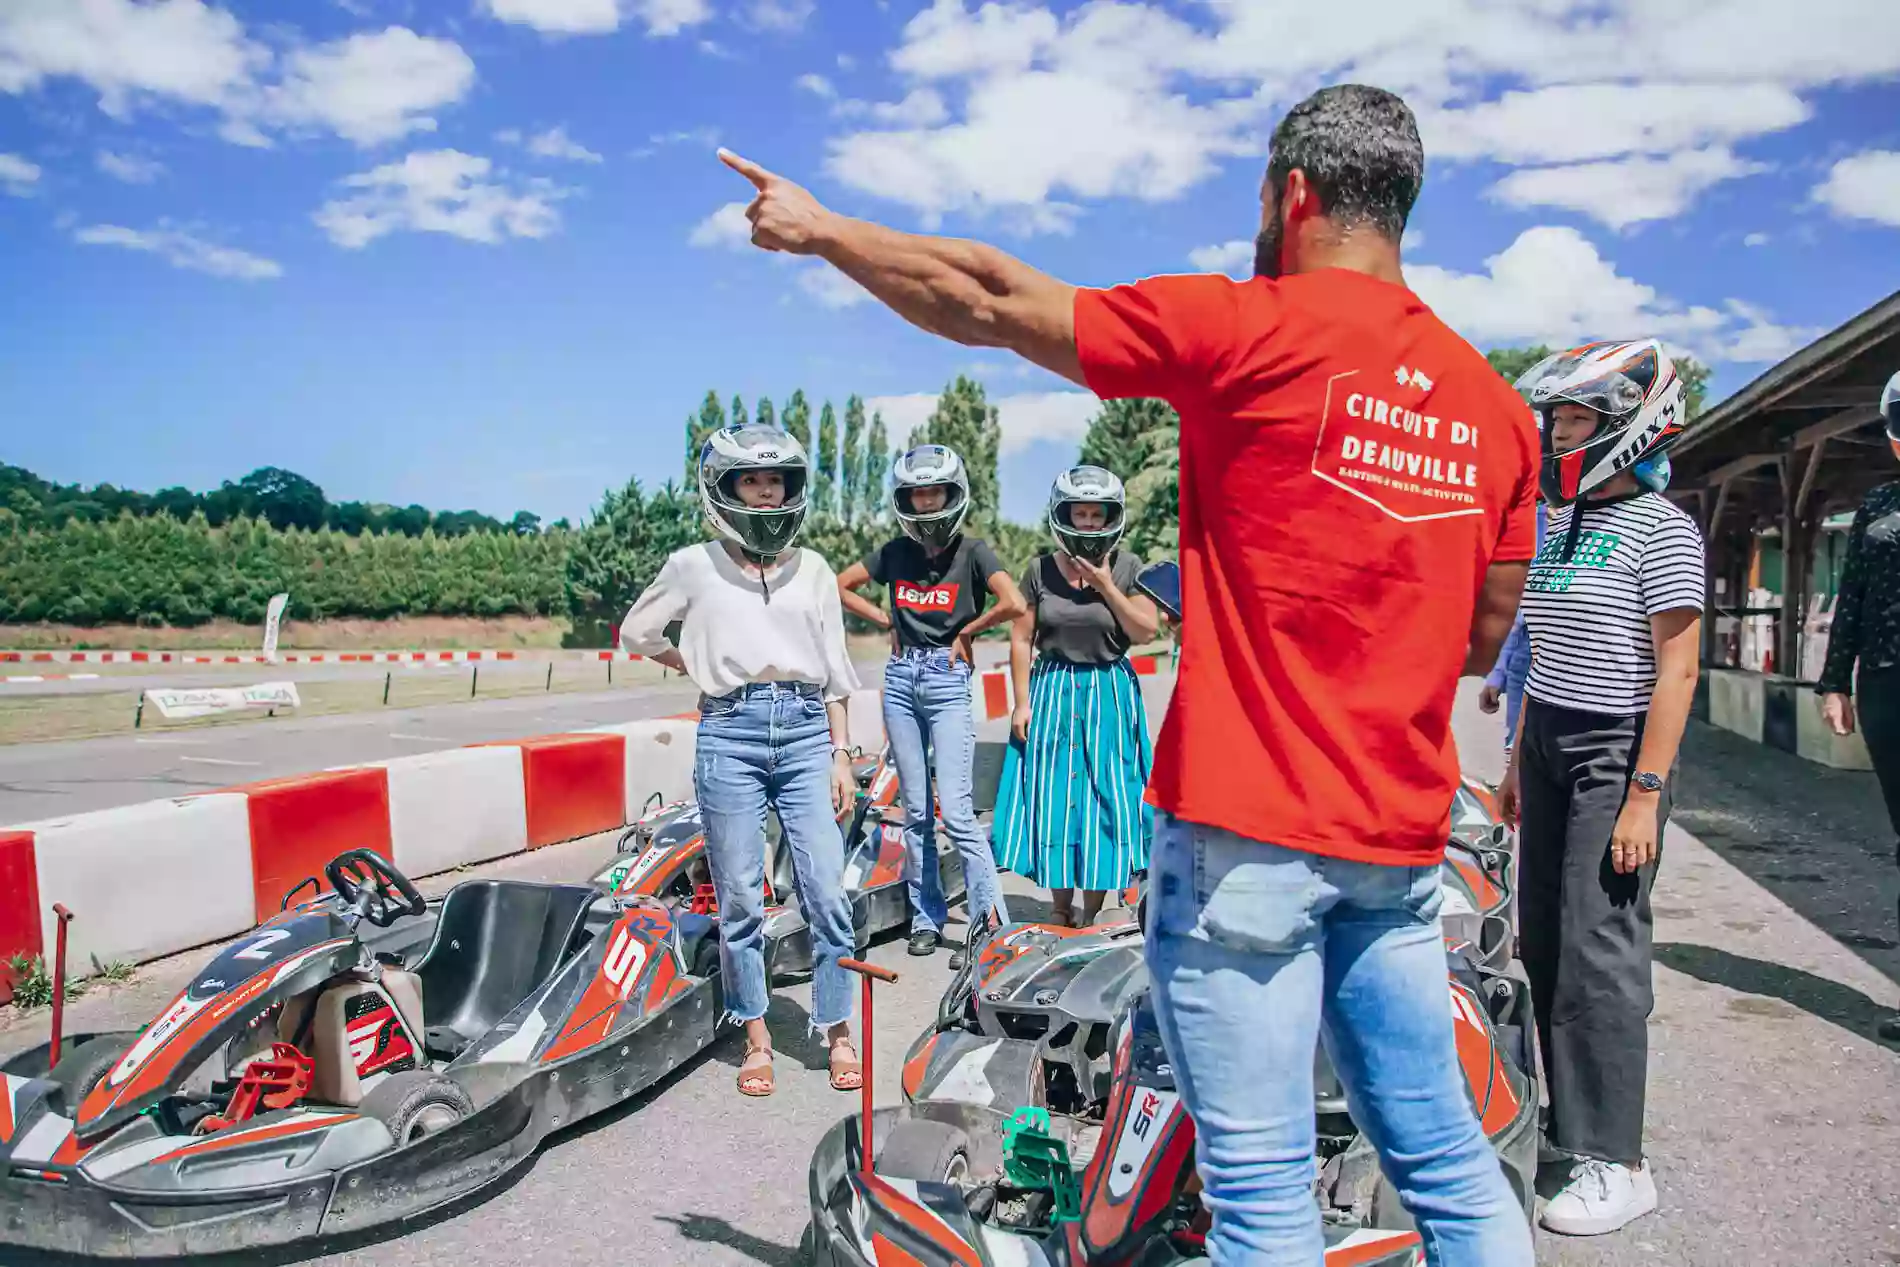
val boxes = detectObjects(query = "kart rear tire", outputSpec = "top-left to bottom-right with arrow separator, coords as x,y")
359,1070 -> 475,1147
876,1118 -> 972,1186
47,1038 -> 128,1117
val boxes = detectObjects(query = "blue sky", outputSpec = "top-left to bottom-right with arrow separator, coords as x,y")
3,0 -> 1898,526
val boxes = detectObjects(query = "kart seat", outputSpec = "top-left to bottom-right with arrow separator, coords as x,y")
412,880 -> 599,1061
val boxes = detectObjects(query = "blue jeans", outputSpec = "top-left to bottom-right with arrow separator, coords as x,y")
694,683 -> 853,1032
1145,815 -> 1534,1266
882,649 -> 1009,936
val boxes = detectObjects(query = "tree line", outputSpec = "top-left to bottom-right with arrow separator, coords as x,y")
3,348 -> 1703,636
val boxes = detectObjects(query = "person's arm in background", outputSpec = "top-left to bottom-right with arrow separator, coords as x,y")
1818,496 -> 1872,735
836,557 -> 893,631
1480,614 -> 1528,712
1008,568 -> 1038,742
954,567 -> 1028,665
1077,554 -> 1161,644
619,552 -> 690,674
1464,563 -> 1529,677
1610,513 -> 1708,873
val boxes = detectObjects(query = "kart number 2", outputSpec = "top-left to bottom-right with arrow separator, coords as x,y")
234,929 -> 293,961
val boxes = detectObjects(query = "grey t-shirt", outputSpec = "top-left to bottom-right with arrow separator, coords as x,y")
1022,550 -> 1145,665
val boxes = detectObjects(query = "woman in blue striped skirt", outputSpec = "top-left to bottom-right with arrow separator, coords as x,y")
994,466 -> 1160,928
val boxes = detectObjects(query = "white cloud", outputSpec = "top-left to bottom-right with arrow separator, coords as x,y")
1419,84 -> 1811,166
1489,147 -> 1767,231
688,200 -> 753,249
835,88 -> 949,127
72,222 -> 281,279
0,0 -> 263,115
1743,232 -> 1770,247
836,53 -> 857,71
1814,150 -> 1900,228
505,123 -> 602,163
744,0 -> 816,32
254,26 -> 473,147
817,0 -> 1900,234
96,149 -> 164,182
869,388 -> 1100,455
0,151 -> 41,195
481,0 -> 711,36
0,7 -> 472,149
1187,239 -> 1249,277
314,149 -> 566,248
796,73 -> 836,99
1407,225 -> 1818,365
797,265 -> 871,309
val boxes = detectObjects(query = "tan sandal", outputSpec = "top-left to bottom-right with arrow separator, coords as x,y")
737,1041 -> 775,1097
828,1037 -> 863,1092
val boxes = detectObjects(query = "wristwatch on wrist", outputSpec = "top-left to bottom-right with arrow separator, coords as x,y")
1632,771 -> 1665,793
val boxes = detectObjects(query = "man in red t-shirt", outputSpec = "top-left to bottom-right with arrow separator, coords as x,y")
720,83 -> 1536,1264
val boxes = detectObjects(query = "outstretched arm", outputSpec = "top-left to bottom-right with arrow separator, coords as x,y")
719,149 -> 1084,386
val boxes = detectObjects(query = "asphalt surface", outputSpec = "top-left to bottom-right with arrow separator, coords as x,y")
0,662 -> 480,697
2,679 -> 1897,1266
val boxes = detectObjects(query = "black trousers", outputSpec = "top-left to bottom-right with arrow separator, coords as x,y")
1856,665 -> 1900,931
1516,697 -> 1672,1167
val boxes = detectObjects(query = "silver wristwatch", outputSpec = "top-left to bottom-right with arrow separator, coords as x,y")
1631,771 -> 1665,793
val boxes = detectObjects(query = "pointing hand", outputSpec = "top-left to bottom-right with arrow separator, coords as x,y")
718,148 -> 834,256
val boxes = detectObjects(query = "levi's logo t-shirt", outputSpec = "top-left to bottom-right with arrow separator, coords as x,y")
1075,267 -> 1539,865
863,535 -> 1003,650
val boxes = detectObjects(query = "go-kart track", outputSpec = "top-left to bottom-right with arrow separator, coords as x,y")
2,679 -> 1897,1267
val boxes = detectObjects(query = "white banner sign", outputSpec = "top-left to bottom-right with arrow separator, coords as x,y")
262,592 -> 290,663
146,681 -> 301,720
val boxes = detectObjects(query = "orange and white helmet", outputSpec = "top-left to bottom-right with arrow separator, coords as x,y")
1515,339 -> 1685,505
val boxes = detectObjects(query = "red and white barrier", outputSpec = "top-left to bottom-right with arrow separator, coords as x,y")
365,747 -> 530,880
0,649 -> 646,666
8,796 -> 256,973
586,717 -> 698,821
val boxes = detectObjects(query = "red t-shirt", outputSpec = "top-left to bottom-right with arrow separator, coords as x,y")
1075,268 -> 1538,865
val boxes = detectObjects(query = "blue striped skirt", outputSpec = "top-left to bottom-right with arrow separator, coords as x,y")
993,656 -> 1154,892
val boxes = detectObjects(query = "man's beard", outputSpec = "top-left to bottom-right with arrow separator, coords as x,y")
1252,220 -> 1282,279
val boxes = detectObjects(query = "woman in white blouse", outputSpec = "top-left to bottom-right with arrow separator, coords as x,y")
618,425 -> 863,1099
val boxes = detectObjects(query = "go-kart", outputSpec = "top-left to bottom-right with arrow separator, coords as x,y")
592,745 -> 969,977
805,789 -> 1537,1267
0,847 -> 732,1257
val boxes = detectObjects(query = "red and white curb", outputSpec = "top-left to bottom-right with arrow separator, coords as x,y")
0,650 -> 651,666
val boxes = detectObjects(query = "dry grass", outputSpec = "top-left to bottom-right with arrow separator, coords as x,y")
0,658 -> 675,745
0,615 -> 571,652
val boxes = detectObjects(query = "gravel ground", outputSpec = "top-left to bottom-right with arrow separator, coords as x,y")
3,681 -> 1897,1266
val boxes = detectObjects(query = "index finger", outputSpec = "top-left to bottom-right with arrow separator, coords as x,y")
717,147 -> 774,190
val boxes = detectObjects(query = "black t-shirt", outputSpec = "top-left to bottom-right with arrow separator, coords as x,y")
1022,550 -> 1145,665
862,534 -> 1004,649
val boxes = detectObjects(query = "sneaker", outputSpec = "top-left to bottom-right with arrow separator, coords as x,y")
907,930 -> 941,956
1539,1158 -> 1657,1236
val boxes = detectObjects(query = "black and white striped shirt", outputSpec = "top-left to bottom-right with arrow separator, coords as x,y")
1521,493 -> 1706,715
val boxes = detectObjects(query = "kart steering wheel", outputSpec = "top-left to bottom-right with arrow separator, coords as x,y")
325,849 -> 427,928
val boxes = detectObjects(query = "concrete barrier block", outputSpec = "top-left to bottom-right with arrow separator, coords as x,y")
480,734 -> 626,848
0,829 -> 41,965
235,770 -> 394,924
1793,687 -> 1874,770
1707,669 -> 1765,744
21,795 -> 256,972
370,747 -> 530,879
586,719 -> 696,821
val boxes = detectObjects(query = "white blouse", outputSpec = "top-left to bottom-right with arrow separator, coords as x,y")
617,542 -> 862,703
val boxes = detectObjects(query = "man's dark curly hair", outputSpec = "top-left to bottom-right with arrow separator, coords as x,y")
1266,84 -> 1424,241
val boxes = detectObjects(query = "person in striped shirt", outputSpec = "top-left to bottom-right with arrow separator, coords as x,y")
993,466 -> 1160,928
1496,339 -> 1705,1238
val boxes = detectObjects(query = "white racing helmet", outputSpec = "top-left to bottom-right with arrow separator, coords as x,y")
891,444 -> 971,552
1882,370 -> 1900,442
698,425 -> 809,558
1516,339 -> 1686,506
1047,464 -> 1127,565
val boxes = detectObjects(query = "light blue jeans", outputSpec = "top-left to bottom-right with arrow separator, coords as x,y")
694,683 -> 853,1032
882,648 -> 1009,937
1145,815 -> 1534,1266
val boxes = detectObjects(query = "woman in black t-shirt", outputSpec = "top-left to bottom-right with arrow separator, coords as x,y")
994,466 -> 1159,928
835,444 -> 1025,963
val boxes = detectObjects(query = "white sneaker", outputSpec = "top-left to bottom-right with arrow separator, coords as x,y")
1538,1158 -> 1657,1236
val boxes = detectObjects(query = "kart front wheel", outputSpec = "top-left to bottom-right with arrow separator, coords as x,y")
47,1037 -> 129,1117
877,1119 -> 972,1186
359,1071 -> 475,1146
